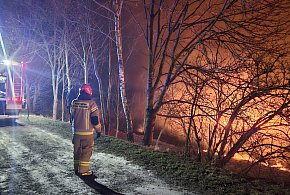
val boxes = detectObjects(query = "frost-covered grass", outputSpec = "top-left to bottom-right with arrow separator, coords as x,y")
19,115 -> 290,195
94,136 -> 289,194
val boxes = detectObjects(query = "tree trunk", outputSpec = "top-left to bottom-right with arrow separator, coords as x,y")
97,76 -> 108,134
52,68 -> 59,120
143,0 -> 156,146
143,105 -> 156,146
90,40 -> 109,135
193,125 -> 201,161
84,62 -> 88,84
154,118 -> 167,150
114,0 -> 134,141
32,82 -> 40,113
61,72 -> 65,121
106,40 -> 112,135
65,42 -> 71,91
115,82 -> 120,138
52,95 -> 58,120
24,79 -> 31,117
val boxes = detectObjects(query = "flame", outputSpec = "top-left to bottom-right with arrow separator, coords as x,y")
233,153 -> 290,172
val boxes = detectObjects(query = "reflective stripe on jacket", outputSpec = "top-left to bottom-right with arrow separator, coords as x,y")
71,99 -> 99,135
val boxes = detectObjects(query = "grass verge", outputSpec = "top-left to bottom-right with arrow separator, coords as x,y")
19,115 -> 290,195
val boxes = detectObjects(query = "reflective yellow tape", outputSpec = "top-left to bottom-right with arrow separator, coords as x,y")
80,161 -> 90,164
80,161 -> 91,166
74,132 -> 94,135
80,164 -> 90,167
91,107 -> 98,112
86,111 -> 89,130
72,102 -> 89,109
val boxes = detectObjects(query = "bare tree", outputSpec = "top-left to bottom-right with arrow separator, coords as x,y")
113,0 -> 134,141
92,0 -> 136,140
142,0 -> 232,145
33,0 -> 68,120
141,0 -> 289,156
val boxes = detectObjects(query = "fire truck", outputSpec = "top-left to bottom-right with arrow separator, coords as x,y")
0,59 -> 25,122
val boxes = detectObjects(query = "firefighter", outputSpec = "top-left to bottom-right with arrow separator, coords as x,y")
70,84 -> 101,176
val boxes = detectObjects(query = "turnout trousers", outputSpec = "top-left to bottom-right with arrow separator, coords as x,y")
73,134 -> 94,174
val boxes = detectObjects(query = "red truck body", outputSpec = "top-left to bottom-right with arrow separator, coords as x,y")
0,62 -> 25,121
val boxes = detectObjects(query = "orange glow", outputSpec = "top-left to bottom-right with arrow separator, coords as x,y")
233,153 -> 290,173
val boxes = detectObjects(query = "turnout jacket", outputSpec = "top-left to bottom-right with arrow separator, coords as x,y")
70,93 -> 100,135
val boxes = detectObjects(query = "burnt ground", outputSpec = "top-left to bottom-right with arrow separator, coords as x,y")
0,120 -> 196,195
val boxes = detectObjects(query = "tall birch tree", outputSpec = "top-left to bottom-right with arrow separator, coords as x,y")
113,0 -> 134,141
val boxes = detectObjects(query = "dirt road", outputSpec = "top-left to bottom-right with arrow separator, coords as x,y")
0,121 -> 194,195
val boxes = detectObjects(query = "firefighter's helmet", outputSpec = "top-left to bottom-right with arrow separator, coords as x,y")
79,84 -> 93,96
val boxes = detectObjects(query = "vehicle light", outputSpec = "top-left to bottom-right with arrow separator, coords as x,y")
21,62 -> 27,68
14,97 -> 22,103
3,60 -> 20,66
6,97 -> 22,104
